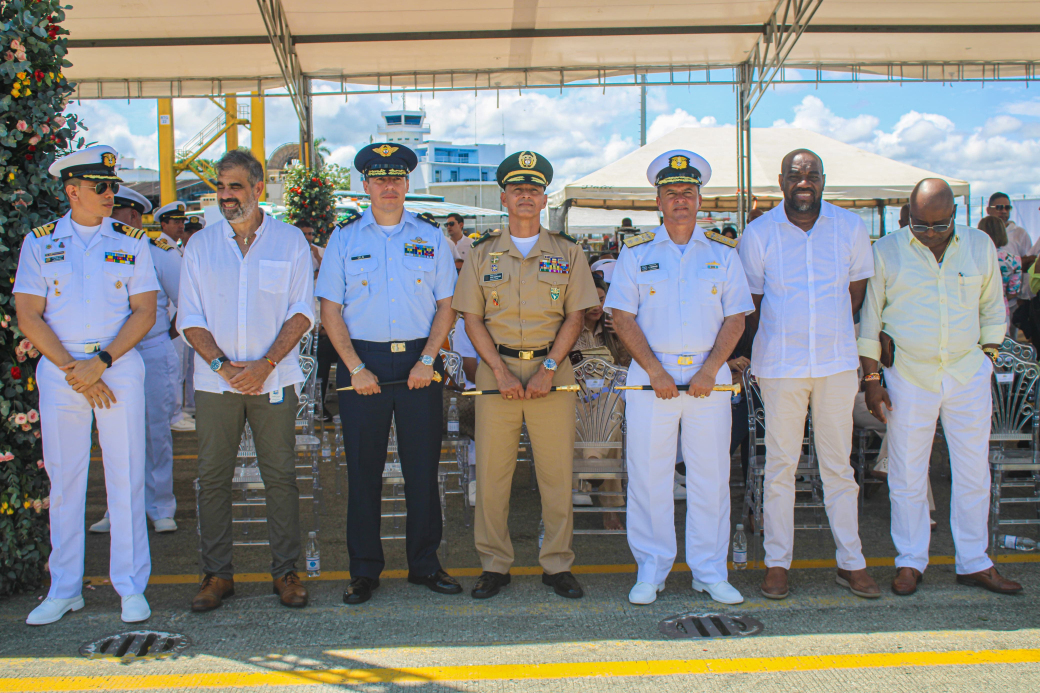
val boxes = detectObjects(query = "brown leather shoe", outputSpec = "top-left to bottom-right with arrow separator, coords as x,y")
761,566 -> 789,599
191,574 -> 235,612
836,568 -> 881,599
891,567 -> 923,596
273,571 -> 309,608
956,566 -> 1023,595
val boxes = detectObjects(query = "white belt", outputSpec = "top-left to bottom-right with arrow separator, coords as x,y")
654,351 -> 709,366
61,340 -> 104,354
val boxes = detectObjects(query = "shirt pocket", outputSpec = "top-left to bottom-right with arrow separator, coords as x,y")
344,256 -> 378,298
103,260 -> 136,297
41,260 -> 73,299
537,268 -> 570,310
402,255 -> 436,294
697,268 -> 725,302
479,270 -> 510,315
259,260 -> 292,294
958,274 -> 983,309
636,268 -> 668,302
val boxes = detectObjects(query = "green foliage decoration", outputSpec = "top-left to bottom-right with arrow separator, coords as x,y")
282,162 -> 337,246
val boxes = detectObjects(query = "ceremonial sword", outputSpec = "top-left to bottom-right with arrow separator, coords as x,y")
616,384 -> 742,394
337,371 -> 443,391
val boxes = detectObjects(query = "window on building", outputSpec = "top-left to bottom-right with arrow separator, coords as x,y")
481,170 -> 488,181
458,152 -> 469,163
450,170 -> 459,182
385,115 -> 402,124
434,170 -> 442,183
405,116 -> 422,125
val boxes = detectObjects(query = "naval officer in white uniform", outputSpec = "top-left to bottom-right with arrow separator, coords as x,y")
88,186 -> 181,534
15,146 -> 159,625
605,150 -> 754,606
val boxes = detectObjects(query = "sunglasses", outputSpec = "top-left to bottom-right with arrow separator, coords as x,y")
77,181 -> 119,195
445,220 -> 458,226
908,215 -> 955,235
990,204 -> 1013,212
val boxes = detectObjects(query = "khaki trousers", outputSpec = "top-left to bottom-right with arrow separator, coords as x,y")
474,357 -> 576,574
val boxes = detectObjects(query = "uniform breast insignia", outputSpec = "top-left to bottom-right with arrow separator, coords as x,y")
350,254 -> 371,261
640,263 -> 659,272
44,250 -> 65,264
538,256 -> 569,274
336,210 -> 362,228
150,237 -> 175,251
706,261 -> 720,270
491,290 -> 500,307
404,242 -> 435,259
550,286 -> 561,302
705,230 -> 737,248
416,212 -> 439,228
489,251 -> 505,272
31,222 -> 56,238
104,251 -> 135,265
623,232 -> 655,248
111,222 -> 146,239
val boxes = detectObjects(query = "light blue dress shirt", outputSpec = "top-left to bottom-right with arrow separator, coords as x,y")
315,209 -> 457,342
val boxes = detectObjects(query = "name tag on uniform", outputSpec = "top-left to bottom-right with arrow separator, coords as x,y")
350,254 -> 371,261
269,388 -> 284,404
705,262 -> 720,271
640,263 -> 659,272
44,251 -> 65,264
104,251 -> 135,265
404,243 -> 434,259
483,273 -> 504,282
538,256 -> 569,273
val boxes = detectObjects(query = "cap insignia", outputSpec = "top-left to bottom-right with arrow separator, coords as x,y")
102,153 -> 116,168
669,156 -> 688,170
519,152 -> 537,169
375,144 -> 399,158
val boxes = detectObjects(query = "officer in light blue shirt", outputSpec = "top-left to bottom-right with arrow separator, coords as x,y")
315,142 -> 459,605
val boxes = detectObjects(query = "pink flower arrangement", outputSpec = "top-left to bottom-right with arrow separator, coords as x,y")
15,121 -> 27,132
3,51 -> 12,61
27,409 -> 38,423
33,430 -> 40,439
32,499 -> 41,513
28,135 -> 39,145
53,116 -> 65,127
42,497 -> 50,510
20,423 -> 31,432
36,459 -> 43,468
10,39 -> 22,51
40,124 -> 49,134
12,413 -> 27,425
14,50 -> 25,61
0,452 -> 13,462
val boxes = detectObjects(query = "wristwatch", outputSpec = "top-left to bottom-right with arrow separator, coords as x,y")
210,356 -> 229,372
97,351 -> 113,368
542,357 -> 558,372
983,347 -> 1000,364
420,354 -> 435,367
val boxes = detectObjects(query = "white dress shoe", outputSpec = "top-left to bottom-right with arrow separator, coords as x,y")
153,517 -> 178,533
692,578 -> 744,605
628,581 -> 665,605
170,413 -> 196,432
572,493 -> 594,506
26,595 -> 84,625
89,516 -> 111,533
673,481 -> 687,501
121,593 -> 151,623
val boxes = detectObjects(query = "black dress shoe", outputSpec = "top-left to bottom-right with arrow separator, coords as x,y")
408,569 -> 463,595
471,571 -> 511,599
542,571 -> 584,599
343,576 -> 379,605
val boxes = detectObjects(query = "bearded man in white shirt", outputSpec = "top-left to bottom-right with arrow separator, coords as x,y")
178,149 -> 315,612
738,149 -> 880,601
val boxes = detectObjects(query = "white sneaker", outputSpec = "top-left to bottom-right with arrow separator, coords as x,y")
26,595 -> 84,625
121,593 -> 151,623
89,516 -> 111,533
673,481 -> 687,501
629,581 -> 665,604
153,517 -> 178,533
170,413 -> 196,432
692,578 -> 744,605
572,493 -> 594,506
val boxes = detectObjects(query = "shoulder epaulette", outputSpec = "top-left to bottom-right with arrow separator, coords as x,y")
336,210 -> 362,229
31,222 -> 56,238
150,237 -> 176,252
417,212 -> 439,228
555,230 -> 578,244
623,231 -> 655,248
705,230 -> 738,248
112,221 -> 146,239
471,229 -> 500,248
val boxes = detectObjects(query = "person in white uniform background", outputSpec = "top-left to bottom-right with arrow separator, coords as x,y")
738,148 -> 881,601
606,150 -> 753,606
88,186 -> 180,534
14,145 -> 158,625
155,201 -> 197,433
154,201 -> 189,252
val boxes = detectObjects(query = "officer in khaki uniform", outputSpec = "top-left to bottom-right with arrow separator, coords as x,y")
453,151 -> 599,600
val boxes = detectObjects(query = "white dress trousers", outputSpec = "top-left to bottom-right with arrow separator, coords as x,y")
38,349 -> 150,599
136,335 -> 178,521
626,354 -> 732,586
758,370 -> 866,570
171,335 -> 188,418
885,360 -> 994,575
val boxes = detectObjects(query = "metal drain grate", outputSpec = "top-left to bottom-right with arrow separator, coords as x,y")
659,612 -> 764,640
79,631 -> 191,659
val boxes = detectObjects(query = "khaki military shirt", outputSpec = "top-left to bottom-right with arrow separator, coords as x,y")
453,227 -> 599,349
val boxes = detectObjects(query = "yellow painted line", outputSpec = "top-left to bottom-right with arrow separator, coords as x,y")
83,553 -> 1040,586
1,648 -> 1038,690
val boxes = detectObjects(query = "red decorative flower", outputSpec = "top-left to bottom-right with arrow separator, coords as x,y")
10,367 -> 21,380
33,70 -> 44,82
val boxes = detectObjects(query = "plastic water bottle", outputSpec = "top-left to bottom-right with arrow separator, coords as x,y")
305,531 -> 321,576
447,397 -> 460,439
321,429 -> 331,461
997,535 -> 1037,551
732,524 -> 748,570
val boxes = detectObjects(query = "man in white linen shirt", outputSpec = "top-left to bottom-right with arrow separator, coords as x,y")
178,150 -> 315,613
738,149 -> 880,601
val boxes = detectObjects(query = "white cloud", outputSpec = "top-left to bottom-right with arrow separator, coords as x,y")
646,108 -> 718,143
65,101 -> 159,168
772,95 -> 879,143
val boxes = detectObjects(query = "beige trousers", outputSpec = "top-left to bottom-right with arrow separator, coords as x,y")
474,357 -> 576,574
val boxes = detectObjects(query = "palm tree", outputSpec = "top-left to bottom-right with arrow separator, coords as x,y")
314,137 -> 332,159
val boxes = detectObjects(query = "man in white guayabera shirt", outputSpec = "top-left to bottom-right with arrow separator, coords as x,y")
738,149 -> 880,602
178,149 -> 315,613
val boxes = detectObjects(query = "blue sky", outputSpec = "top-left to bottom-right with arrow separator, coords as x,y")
67,75 -> 1040,212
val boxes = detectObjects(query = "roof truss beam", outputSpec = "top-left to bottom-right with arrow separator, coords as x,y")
743,0 -> 823,120
256,0 -> 306,125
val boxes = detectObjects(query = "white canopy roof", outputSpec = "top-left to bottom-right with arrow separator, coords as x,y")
63,1 -> 1040,98
549,127 -> 970,212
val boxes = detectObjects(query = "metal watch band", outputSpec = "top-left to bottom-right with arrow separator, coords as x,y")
350,362 -> 367,376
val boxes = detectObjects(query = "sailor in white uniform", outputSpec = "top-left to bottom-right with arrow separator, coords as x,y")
154,201 -> 195,431
89,186 -> 180,534
605,150 -> 754,606
14,146 -> 159,625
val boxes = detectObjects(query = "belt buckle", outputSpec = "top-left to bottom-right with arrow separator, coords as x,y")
519,350 -> 534,360
390,342 -> 406,353
85,343 -> 101,354
677,356 -> 693,366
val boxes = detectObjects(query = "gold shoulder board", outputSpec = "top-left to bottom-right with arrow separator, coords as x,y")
336,210 -> 361,229
623,232 -> 655,248
150,237 -> 175,251
705,230 -> 737,248
31,222 -> 56,238
112,222 -> 145,239
471,230 -> 500,248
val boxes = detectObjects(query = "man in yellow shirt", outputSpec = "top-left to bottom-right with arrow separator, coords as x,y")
859,178 -> 1021,597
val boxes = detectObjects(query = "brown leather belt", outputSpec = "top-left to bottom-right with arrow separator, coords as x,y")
497,345 -> 550,360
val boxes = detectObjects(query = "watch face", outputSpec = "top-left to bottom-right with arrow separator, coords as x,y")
421,355 -> 434,366
210,359 -> 223,372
